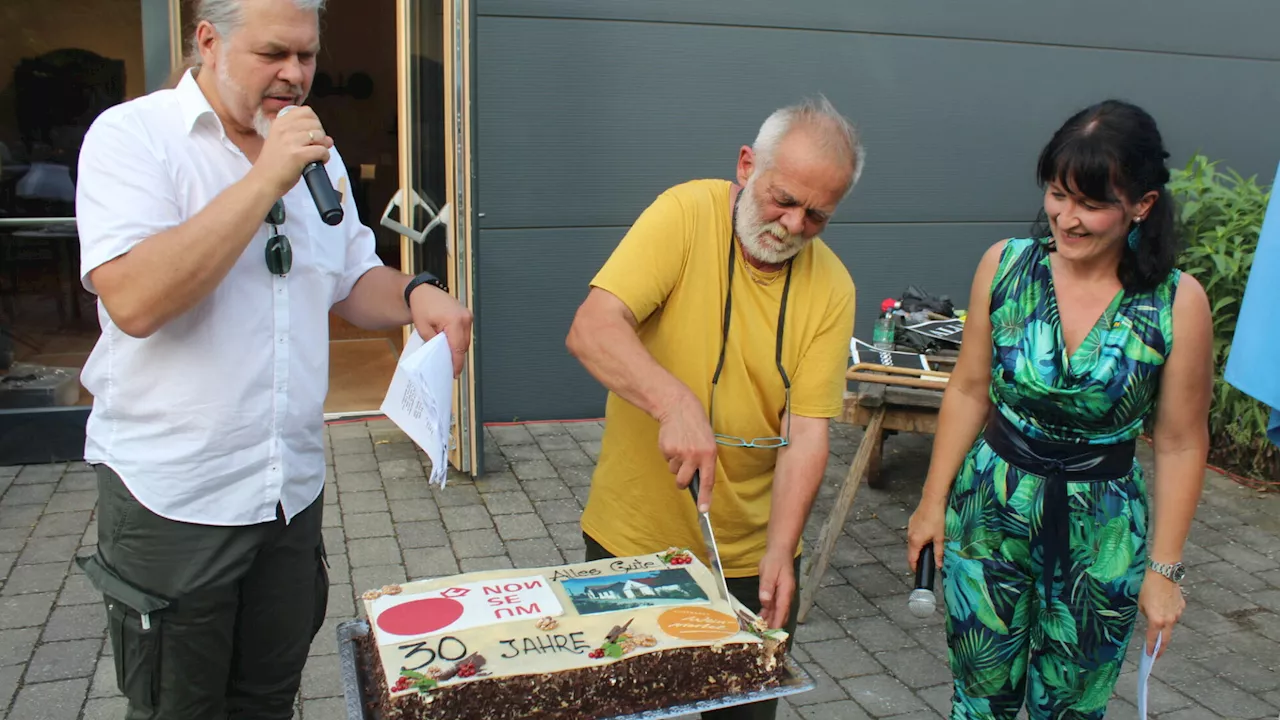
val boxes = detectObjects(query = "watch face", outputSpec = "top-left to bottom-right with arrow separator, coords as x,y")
1171,564 -> 1186,582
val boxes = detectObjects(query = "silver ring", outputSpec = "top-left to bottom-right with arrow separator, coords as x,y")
308,130 -> 316,142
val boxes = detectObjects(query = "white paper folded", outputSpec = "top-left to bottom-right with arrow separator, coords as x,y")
380,331 -> 455,488
1137,632 -> 1162,719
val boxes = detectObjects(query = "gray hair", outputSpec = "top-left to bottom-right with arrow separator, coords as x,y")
187,0 -> 327,63
752,95 -> 865,196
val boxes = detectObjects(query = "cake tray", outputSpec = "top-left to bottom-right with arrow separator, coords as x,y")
337,618 -> 815,720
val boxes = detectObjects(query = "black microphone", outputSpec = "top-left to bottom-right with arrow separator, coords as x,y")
908,545 -> 937,618
278,105 -> 344,226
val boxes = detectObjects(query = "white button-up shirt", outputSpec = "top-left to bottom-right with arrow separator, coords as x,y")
75,69 -> 382,526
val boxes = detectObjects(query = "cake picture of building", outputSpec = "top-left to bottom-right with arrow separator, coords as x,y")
562,568 -> 708,615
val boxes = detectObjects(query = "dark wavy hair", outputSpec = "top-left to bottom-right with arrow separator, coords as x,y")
1030,100 -> 1180,292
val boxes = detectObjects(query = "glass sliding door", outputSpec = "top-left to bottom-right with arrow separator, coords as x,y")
0,0 -> 181,464
391,0 -> 478,475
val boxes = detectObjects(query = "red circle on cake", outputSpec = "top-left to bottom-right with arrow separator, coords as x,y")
377,598 -> 465,636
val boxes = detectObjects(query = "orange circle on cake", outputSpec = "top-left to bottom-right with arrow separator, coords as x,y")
658,607 -> 739,641
376,598 -> 465,636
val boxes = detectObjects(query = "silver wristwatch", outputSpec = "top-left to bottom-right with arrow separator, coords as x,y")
1148,559 -> 1186,583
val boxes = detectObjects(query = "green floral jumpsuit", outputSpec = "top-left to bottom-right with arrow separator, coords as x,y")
943,237 -> 1181,719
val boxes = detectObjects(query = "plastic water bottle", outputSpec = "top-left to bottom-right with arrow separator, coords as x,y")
873,299 -> 897,352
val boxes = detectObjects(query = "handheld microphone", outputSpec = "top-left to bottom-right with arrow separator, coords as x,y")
908,545 -> 937,618
277,105 -> 344,226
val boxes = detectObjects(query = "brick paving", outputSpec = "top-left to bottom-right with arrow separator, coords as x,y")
0,418 -> 1278,719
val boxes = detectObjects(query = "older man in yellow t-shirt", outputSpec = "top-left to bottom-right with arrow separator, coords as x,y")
566,97 -> 861,710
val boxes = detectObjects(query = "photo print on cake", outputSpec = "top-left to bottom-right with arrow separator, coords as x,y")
561,569 -> 709,616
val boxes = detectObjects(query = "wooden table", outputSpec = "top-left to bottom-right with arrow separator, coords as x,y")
796,361 -> 950,623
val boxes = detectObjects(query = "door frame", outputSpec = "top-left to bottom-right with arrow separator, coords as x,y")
394,0 -> 482,476
0,0 -> 185,466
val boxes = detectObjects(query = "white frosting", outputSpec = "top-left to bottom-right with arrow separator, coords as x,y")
361,549 -> 786,697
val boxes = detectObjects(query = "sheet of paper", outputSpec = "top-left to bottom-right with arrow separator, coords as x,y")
1136,633 -> 1161,719
380,331 -> 455,488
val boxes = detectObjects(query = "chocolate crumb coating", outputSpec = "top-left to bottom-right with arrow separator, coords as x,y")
361,633 -> 789,720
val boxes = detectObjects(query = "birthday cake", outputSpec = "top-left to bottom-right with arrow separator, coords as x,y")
358,547 -> 791,719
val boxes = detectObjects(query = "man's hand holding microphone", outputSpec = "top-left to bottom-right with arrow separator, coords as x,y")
250,104 -> 343,224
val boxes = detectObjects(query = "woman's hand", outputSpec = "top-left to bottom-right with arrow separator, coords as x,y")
1138,572 -> 1185,659
906,499 -> 947,574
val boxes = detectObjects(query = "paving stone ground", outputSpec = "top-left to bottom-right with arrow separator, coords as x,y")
1,418 -> 1278,719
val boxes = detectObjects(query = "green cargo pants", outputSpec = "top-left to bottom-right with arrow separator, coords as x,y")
583,532 -> 800,720
77,464 -> 329,720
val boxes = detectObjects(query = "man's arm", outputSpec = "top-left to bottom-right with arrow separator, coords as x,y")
754,273 -> 855,628
565,187 -> 718,511
566,288 -> 717,511
566,289 -> 697,421
333,266 -> 472,378
758,412 -> 829,627
82,106 -> 331,338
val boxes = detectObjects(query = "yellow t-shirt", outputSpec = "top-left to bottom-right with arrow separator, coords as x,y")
580,179 -> 857,578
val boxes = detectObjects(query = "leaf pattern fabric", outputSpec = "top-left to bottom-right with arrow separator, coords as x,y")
943,238 -> 1180,719
987,238 -> 1179,445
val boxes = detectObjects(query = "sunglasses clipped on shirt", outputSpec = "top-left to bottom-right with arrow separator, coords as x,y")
265,200 -> 292,276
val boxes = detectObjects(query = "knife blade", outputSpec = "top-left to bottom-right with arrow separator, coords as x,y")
687,470 -> 733,607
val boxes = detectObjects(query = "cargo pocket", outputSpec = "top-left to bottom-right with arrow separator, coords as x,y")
76,554 -> 170,711
312,542 -> 330,640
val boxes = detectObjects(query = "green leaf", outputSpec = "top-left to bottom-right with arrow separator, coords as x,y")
945,507 -> 962,541
990,302 -> 1028,347
1007,477 -> 1040,530
1042,599 -> 1079,645
401,670 -> 427,681
961,524 -> 1001,561
943,560 -> 1010,635
1039,654 -> 1073,694
1009,648 -> 1028,689
1085,516 -> 1135,584
1011,587 -> 1034,630
950,630 -> 1005,697
993,463 -> 1011,506
603,641 -> 624,659
1000,538 -> 1031,571
1075,661 -> 1120,712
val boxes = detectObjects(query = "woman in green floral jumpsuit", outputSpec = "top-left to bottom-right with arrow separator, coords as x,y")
907,100 -> 1214,719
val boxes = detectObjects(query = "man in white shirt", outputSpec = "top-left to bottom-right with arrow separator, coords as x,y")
71,0 -> 470,717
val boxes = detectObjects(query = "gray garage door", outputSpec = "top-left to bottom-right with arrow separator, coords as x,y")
471,0 -> 1280,423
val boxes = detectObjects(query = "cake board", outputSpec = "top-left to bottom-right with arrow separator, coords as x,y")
336,618 -> 816,720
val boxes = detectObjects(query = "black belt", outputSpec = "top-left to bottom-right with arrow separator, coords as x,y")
981,408 -> 1136,600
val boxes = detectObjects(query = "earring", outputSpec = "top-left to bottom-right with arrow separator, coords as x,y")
1126,217 -> 1142,251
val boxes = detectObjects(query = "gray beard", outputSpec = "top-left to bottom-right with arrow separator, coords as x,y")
734,182 -> 810,265
215,55 -> 281,138
252,108 -> 271,139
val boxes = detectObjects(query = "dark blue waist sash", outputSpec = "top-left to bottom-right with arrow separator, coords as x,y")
982,408 -> 1137,599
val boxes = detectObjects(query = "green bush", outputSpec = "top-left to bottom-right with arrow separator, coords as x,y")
1167,154 -> 1277,482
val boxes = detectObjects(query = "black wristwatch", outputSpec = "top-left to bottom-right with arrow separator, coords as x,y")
404,271 -> 447,308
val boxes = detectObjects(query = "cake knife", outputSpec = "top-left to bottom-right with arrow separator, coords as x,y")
687,471 -> 734,607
